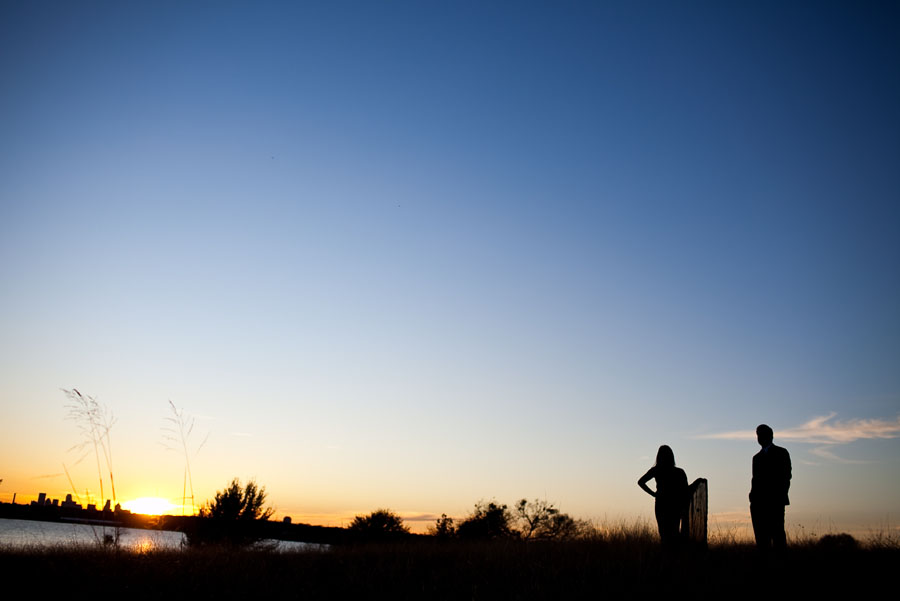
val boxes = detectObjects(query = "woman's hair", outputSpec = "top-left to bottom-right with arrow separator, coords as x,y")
655,445 -> 675,469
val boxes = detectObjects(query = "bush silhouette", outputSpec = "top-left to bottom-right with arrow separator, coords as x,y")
818,533 -> 859,551
515,498 -> 559,539
514,498 -> 582,540
348,509 -> 410,542
187,478 -> 273,546
428,513 -> 456,538
202,478 -> 273,521
456,501 -> 514,540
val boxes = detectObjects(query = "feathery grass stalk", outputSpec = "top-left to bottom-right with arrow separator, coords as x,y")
162,400 -> 208,515
62,388 -> 119,547
63,388 -> 117,508
61,463 -> 81,505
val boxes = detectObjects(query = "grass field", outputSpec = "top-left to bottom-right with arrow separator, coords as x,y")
3,525 -> 896,599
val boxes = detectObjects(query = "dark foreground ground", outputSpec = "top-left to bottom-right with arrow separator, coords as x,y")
2,537 -> 895,599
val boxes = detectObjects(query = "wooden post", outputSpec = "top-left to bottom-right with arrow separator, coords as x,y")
684,478 -> 708,547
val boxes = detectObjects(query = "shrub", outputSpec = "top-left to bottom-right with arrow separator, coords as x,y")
456,501 -> 514,540
202,478 -> 273,521
187,478 -> 273,546
428,513 -> 456,538
818,533 -> 859,551
514,498 -> 585,540
514,498 -> 558,539
348,509 -> 410,542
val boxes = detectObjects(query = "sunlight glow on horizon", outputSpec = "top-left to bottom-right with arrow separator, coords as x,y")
122,497 -> 177,516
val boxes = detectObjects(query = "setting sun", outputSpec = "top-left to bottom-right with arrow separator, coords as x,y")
122,497 -> 175,516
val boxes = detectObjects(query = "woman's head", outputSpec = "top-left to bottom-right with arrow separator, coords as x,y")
656,445 -> 675,468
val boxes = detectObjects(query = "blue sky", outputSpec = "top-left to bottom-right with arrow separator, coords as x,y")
2,1 -> 898,534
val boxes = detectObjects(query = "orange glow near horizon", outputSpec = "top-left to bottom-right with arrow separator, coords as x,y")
122,497 -> 176,515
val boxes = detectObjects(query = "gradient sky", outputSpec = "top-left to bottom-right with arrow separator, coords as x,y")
2,1 -> 898,536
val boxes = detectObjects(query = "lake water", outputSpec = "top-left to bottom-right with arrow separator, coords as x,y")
0,518 -> 325,552
0,517 -> 185,551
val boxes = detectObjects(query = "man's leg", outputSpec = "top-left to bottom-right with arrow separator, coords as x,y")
750,503 -> 769,550
773,505 -> 786,550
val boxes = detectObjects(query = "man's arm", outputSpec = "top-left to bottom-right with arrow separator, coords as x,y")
786,449 -> 791,486
782,447 -> 792,504
749,453 -> 758,503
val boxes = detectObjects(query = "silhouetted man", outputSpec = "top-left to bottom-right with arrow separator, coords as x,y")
750,424 -> 791,551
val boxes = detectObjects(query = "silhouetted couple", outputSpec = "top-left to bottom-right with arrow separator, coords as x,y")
638,425 -> 792,551
638,445 -> 688,547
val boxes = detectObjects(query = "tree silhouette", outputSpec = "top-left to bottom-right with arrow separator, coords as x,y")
202,478 -> 273,521
537,512 -> 582,540
456,501 -> 514,540
515,498 -> 559,540
348,509 -> 410,541
428,513 -> 456,538
513,498 -> 582,540
188,478 -> 273,546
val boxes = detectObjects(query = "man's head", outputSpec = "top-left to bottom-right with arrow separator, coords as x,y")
756,424 -> 774,448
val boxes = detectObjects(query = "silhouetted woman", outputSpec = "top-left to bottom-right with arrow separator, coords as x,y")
638,445 -> 688,546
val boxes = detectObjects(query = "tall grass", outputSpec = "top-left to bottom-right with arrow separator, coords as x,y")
62,388 -> 119,547
161,401 -> 208,516
3,529 -> 896,599
63,388 -> 117,508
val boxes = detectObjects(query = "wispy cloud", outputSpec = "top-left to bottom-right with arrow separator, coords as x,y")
402,513 -> 442,523
808,445 -> 868,465
699,413 -> 900,444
